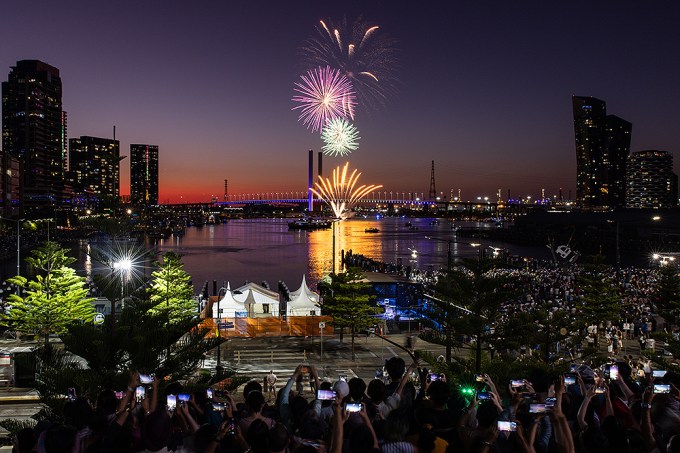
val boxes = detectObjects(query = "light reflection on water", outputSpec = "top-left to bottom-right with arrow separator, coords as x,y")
0,217 -> 551,293
148,217 -> 550,292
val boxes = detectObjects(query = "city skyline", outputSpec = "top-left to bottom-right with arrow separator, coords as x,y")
1,1 -> 679,203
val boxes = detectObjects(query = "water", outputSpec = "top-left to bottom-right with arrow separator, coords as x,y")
146,217 -> 551,292
0,217 -> 552,294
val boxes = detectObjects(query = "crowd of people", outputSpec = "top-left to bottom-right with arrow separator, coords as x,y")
10,356 -> 680,453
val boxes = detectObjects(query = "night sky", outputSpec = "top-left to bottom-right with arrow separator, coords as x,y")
1,1 -> 679,203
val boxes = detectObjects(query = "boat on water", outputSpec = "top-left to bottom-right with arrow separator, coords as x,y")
365,228 -> 380,233
147,228 -> 171,239
288,218 -> 332,231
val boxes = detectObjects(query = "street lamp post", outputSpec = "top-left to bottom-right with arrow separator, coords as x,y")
215,287 -> 229,373
425,236 -> 453,272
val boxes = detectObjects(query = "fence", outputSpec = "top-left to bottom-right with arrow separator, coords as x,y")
202,315 -> 333,338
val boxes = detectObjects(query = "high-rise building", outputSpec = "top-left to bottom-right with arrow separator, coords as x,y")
626,150 -> 678,208
69,136 -> 122,199
2,60 -> 67,212
130,144 -> 159,206
605,115 -> 633,209
572,96 -> 632,209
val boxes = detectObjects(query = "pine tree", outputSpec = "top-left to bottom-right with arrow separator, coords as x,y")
321,267 -> 381,360
1,242 -> 95,344
576,265 -> 621,347
421,259 -> 523,371
651,264 -> 680,363
148,252 -> 197,323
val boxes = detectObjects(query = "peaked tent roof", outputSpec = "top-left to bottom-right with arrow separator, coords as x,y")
211,283 -> 246,318
235,282 -> 279,302
290,274 -> 319,303
287,276 -> 320,316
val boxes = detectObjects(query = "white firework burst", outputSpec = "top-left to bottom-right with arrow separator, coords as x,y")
321,118 -> 360,156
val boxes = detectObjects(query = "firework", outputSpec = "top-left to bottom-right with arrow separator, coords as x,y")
301,17 -> 398,111
292,66 -> 356,133
321,118 -> 360,157
310,162 -> 382,219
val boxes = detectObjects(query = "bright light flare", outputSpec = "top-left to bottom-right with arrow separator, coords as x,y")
88,240 -> 151,295
310,162 -> 382,219
292,66 -> 356,133
321,118 -> 360,156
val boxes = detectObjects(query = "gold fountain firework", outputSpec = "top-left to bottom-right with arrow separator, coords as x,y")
310,162 -> 382,219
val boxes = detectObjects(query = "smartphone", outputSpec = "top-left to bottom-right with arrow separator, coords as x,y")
477,391 -> 491,400
652,370 -> 667,378
497,421 -> 517,432
226,419 -> 236,436
212,402 -> 226,411
475,374 -> 485,382
206,388 -> 213,400
529,403 -> 548,413
139,374 -> 153,384
67,387 -> 77,402
653,384 -> 671,394
345,402 -> 362,413
564,374 -> 576,386
178,393 -> 191,403
317,389 -> 337,401
135,386 -> 146,402
545,397 -> 557,408
429,373 -> 441,382
166,395 -> 177,412
608,365 -> 619,381
114,391 -> 124,400
510,380 -> 524,388
595,387 -> 606,394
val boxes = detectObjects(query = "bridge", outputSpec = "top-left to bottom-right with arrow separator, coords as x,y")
160,193 -> 545,215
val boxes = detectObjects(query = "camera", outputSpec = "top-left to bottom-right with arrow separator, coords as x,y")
529,403 -> 548,413
212,402 -> 226,411
653,384 -> 671,394
135,386 -> 146,402
606,364 -> 618,381
317,389 -> 337,401
166,395 -> 177,412
226,420 -> 236,436
139,374 -> 154,384
497,421 -> 517,432
345,402 -> 362,413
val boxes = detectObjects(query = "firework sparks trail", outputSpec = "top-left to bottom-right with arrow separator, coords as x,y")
292,66 -> 357,133
321,118 -> 360,157
301,17 -> 398,111
310,162 -> 382,219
